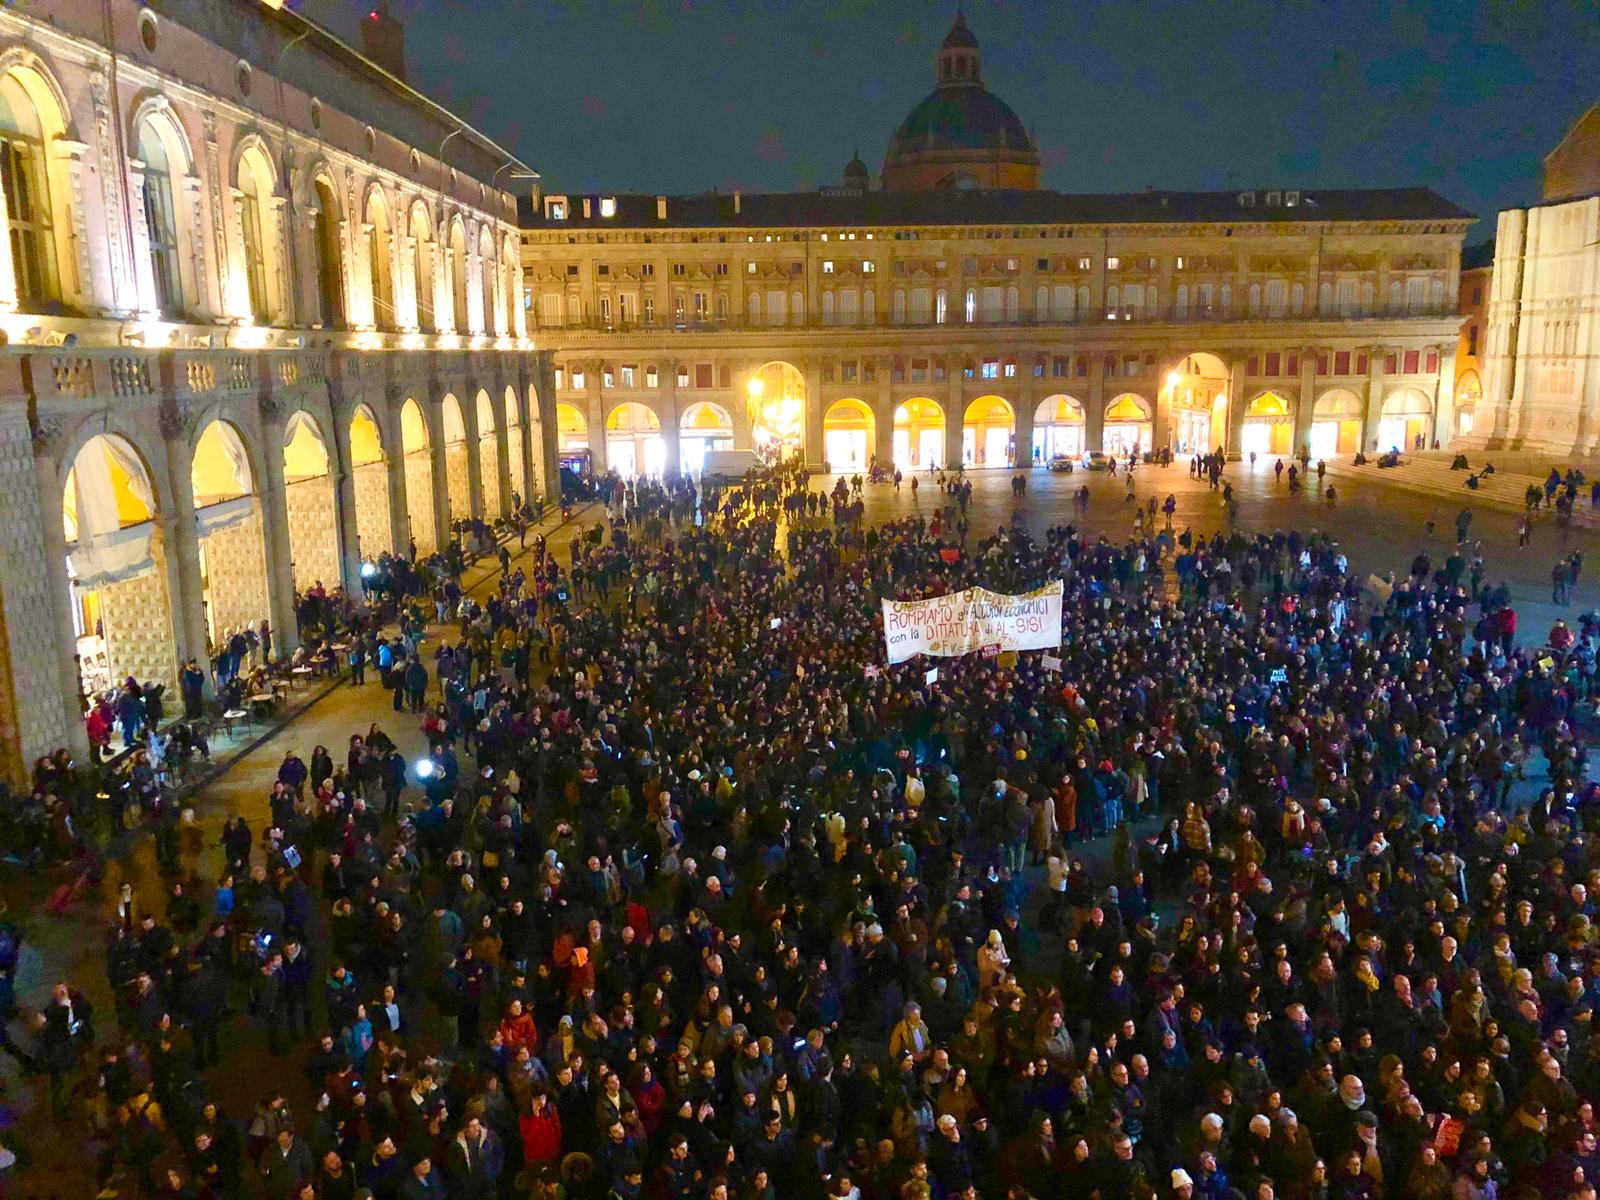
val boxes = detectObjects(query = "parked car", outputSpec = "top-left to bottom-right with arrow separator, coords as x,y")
1083,452 -> 1112,471
1047,454 -> 1075,472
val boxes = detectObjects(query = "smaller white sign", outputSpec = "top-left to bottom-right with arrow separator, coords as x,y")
1042,654 -> 1062,672
924,667 -> 939,686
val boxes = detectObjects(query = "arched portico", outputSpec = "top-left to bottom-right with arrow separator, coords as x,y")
62,433 -> 179,703
282,411 -> 342,591
190,418 -> 271,659
823,398 -> 875,473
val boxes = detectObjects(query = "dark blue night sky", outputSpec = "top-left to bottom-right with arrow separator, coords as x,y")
307,0 -> 1600,241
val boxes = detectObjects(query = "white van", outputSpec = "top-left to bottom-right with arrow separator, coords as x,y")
699,449 -> 761,482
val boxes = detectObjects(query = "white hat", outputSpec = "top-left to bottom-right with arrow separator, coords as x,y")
1171,1168 -> 1193,1188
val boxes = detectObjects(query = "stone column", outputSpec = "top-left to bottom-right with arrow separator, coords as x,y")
1295,347 -> 1319,457
1151,355 -> 1174,453
659,359 -> 681,476
945,364 -> 965,470
327,413 -> 366,595
1014,374 -> 1036,467
384,448 -> 413,554
1362,347 -> 1388,452
875,357 -> 895,469
161,416 -> 212,669
463,407 -> 486,521
429,403 -> 452,536
258,408 -> 301,656
1225,354 -> 1248,460
32,442 -> 90,754
804,357 -> 825,470
585,365 -> 608,472
535,354 -> 561,501
1432,344 -> 1457,449
1086,361 -> 1106,454
495,404 -> 514,513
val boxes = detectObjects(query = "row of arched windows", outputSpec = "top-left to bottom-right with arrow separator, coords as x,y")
0,58 -> 519,336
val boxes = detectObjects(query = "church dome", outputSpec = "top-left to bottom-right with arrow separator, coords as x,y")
881,13 -> 1040,192
842,149 -> 870,190
889,87 -> 1035,157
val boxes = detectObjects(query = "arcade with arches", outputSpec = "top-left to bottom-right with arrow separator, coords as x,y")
747,361 -> 806,463
893,398 -> 945,471
606,402 -> 666,479
1378,388 -> 1434,453
1309,389 -> 1364,459
1032,394 -> 1085,462
281,412 -> 341,591
1240,391 -> 1295,458
400,398 -> 437,553
680,402 -> 734,476
1166,353 -> 1230,456
963,395 -> 1015,467
823,398 -> 875,473
191,418 -> 270,654
1103,394 -> 1153,458
348,404 -> 392,559
62,433 -> 176,700
475,390 -> 502,519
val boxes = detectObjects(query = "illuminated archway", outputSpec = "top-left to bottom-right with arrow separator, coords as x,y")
1241,390 -> 1294,458
680,401 -> 733,476
1166,352 -> 1229,455
441,394 -> 471,521
1103,393 -> 1152,458
963,395 -> 1014,468
823,398 -> 875,473
1032,394 -> 1085,462
1454,369 -> 1481,439
746,361 -> 806,463
504,385 -> 527,506
282,412 -> 341,590
400,398 -> 437,553
348,404 -> 391,558
1379,388 -> 1433,453
63,433 -> 176,701
476,389 -> 502,518
893,397 -> 945,471
1310,389 -> 1363,459
556,402 -> 588,452
606,402 -> 665,479
192,419 -> 269,652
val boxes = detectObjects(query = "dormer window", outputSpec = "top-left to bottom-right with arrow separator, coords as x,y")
599,196 -> 617,218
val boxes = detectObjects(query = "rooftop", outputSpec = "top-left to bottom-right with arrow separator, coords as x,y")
520,186 -> 1474,231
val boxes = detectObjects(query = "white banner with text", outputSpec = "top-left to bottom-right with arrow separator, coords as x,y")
881,580 -> 1063,664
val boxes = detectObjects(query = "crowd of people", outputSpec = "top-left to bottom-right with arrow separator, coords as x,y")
8,460 -> 1600,1200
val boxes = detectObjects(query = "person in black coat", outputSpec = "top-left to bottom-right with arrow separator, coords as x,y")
38,981 -> 92,1114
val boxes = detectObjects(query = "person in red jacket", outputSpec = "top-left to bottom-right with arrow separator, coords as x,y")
498,998 -> 538,1053
1498,605 -> 1518,654
519,1089 -> 563,1168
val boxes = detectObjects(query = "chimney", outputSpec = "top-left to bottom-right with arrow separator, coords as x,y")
361,1 -> 407,81
734,191 -> 741,216
656,195 -> 667,221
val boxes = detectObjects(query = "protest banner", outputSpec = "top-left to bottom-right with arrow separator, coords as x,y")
882,580 -> 1063,663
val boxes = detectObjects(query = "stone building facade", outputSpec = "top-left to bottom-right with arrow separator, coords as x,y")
520,16 -> 1471,480
0,1 -> 557,780
1470,101 -> 1600,458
